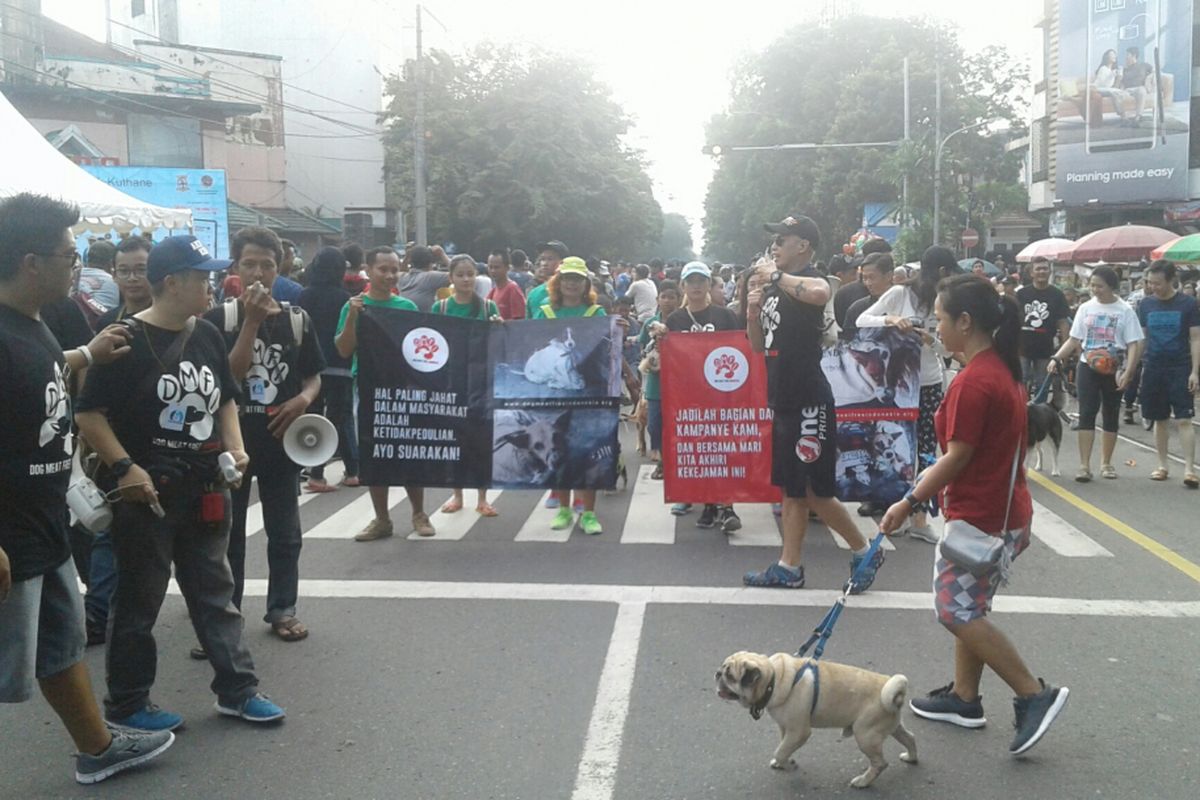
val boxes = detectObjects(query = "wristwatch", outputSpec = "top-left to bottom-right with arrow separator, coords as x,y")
770,270 -> 783,287
110,458 -> 134,480
904,492 -> 921,511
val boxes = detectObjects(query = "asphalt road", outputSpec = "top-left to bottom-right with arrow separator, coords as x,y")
3,420 -> 1199,799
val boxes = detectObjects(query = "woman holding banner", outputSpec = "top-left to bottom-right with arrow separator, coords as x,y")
857,245 -> 958,543
533,257 -> 609,534
434,255 -> 500,517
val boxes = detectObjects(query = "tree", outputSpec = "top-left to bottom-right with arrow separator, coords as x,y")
647,212 -> 696,262
382,47 -> 662,259
702,17 -> 1030,264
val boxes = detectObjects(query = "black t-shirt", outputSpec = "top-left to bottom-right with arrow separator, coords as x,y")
759,267 -> 833,409
95,302 -> 138,330
204,302 -> 325,440
841,293 -> 879,341
0,306 -> 75,581
665,304 -> 741,333
298,284 -> 353,372
833,281 -> 869,329
77,317 -> 239,466
40,296 -> 95,347
1017,285 -> 1070,359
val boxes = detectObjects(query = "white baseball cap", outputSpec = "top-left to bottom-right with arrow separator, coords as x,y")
681,261 -> 712,281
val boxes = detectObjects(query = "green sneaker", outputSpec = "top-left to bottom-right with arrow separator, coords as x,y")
580,511 -> 603,535
551,507 -> 575,530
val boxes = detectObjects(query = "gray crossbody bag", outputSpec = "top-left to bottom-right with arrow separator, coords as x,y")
939,443 -> 1021,576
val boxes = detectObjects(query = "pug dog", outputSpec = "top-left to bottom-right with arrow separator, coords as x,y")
715,651 -> 917,789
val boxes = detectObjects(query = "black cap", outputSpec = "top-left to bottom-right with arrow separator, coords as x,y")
147,235 -> 232,283
535,240 -> 569,258
763,214 -> 821,250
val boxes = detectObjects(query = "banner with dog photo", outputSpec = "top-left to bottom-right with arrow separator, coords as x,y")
821,328 -> 921,505
355,308 -> 493,488
489,316 -> 622,490
659,332 -> 779,503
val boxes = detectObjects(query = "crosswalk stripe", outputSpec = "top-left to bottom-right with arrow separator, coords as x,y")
306,488 -> 407,539
726,504 -> 781,547
1030,499 -> 1114,557
409,490 -> 505,541
245,461 -> 345,538
619,465 -> 676,544
515,491 -> 572,542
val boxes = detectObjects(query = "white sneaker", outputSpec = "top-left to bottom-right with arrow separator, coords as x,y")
906,523 -> 940,544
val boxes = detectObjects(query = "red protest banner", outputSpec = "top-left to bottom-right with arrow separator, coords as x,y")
659,331 -> 779,504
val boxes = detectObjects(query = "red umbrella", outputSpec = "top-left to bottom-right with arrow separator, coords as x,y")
1063,224 -> 1177,264
1015,238 -> 1075,263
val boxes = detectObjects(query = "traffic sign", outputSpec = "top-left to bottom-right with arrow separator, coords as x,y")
961,227 -> 980,248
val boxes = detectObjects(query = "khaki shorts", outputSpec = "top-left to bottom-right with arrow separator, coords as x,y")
0,558 -> 87,703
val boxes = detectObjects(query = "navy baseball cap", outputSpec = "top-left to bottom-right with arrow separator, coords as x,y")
147,235 -> 232,283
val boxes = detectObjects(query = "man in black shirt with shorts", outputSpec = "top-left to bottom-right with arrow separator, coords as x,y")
0,193 -> 174,784
744,214 -> 882,591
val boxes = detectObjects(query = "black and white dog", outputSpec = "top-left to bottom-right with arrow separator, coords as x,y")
1026,402 -> 1063,477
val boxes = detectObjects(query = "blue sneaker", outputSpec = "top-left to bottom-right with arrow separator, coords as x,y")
743,562 -> 805,588
107,703 -> 184,732
846,547 -> 885,595
670,503 -> 692,516
215,692 -> 286,723
544,496 -> 560,509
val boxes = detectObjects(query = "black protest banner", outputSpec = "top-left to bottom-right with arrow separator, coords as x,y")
488,316 -> 622,490
356,307 -> 491,487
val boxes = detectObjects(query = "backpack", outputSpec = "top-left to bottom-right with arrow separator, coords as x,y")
222,297 -> 306,346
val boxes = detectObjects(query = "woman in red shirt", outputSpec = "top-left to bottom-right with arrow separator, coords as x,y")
881,274 -> 1069,757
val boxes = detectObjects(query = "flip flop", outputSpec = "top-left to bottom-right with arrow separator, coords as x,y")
476,503 -> 499,517
1184,473 -> 1199,489
1150,468 -> 1169,481
271,617 -> 309,642
440,499 -> 463,514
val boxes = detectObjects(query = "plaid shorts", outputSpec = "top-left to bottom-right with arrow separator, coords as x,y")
933,524 -> 1031,626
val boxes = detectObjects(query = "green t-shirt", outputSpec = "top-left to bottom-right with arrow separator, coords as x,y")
532,303 -> 606,320
432,295 -> 498,320
525,283 -> 549,318
637,312 -> 662,400
336,293 -> 418,376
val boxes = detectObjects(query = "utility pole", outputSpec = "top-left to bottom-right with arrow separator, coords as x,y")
901,57 -> 910,236
933,58 -> 942,245
413,4 -> 428,246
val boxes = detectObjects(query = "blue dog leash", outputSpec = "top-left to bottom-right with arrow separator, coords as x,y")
1031,373 -> 1055,405
793,532 -> 887,662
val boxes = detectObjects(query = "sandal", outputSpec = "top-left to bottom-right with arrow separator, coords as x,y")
440,499 -> 463,514
271,616 -> 309,642
1150,468 -> 1169,481
341,476 -> 361,488
304,480 -> 338,493
1100,465 -> 1118,479
1075,467 -> 1092,483
476,503 -> 499,517
650,464 -> 664,480
1184,473 -> 1199,489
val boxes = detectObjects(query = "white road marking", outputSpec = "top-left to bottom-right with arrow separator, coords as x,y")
216,579 -> 1200,618
305,488 -> 407,539
245,462 -> 345,538
726,503 -> 781,547
619,465 -> 676,543
514,491 -> 572,542
410,490 -> 505,541
571,602 -> 646,800
1030,499 -> 1114,557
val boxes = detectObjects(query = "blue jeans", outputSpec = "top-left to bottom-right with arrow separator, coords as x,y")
84,530 -> 117,626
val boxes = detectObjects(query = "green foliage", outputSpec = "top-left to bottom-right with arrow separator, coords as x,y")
703,17 -> 1030,264
383,47 -> 662,259
646,212 -> 696,262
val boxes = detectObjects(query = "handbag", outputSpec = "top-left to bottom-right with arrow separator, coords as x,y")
939,442 -> 1021,576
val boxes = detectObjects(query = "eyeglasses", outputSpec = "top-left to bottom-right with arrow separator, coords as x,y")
37,250 -> 80,264
115,267 -> 149,279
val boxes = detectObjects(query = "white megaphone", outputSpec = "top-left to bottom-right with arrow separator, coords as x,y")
282,414 -> 339,467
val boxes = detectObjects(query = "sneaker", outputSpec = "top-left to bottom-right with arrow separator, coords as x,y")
551,507 -> 575,530
906,524 -> 940,544
696,504 -> 719,529
354,518 -> 394,542
1009,680 -> 1069,755
106,703 -> 184,732
670,503 -> 692,516
856,501 -> 878,517
845,547 -> 884,595
75,727 -> 175,785
910,682 -> 987,728
1143,417 -> 1154,432
215,692 -> 286,723
580,511 -> 603,535
718,507 -> 742,533
412,511 -> 436,537
544,495 -> 560,509
1123,409 -> 1135,425
743,562 -> 805,588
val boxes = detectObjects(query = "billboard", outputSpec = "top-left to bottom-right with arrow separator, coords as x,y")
1056,0 -> 1192,206
82,166 -> 230,258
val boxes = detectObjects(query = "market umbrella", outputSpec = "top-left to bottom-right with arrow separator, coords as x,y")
1016,238 -> 1075,263
1150,234 -> 1200,264
1062,224 -> 1176,264
958,258 -> 1001,277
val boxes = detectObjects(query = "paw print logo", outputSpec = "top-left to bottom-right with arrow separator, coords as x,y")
760,296 -> 781,349
1026,299 -> 1048,328
157,361 -> 220,440
414,334 -> 439,360
247,340 -> 289,404
713,353 -> 740,379
39,362 -> 74,456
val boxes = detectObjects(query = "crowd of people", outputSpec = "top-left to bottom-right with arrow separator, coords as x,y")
15,189 -> 1200,783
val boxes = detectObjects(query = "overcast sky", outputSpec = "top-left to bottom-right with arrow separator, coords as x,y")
45,0 -> 1039,248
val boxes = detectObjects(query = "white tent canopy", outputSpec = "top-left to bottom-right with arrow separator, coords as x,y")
0,90 -> 192,233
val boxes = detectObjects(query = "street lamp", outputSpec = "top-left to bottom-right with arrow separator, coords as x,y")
932,120 -> 989,246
